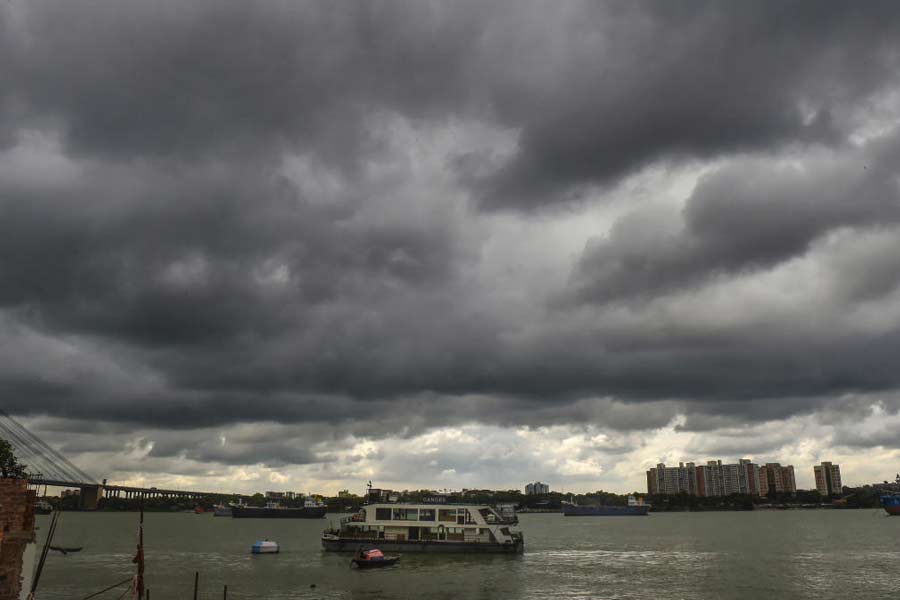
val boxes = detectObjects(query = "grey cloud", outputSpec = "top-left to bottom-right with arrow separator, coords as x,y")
0,159 -> 466,348
1,0 -> 486,165
146,433 -> 321,468
570,130 -> 900,304
476,1 -> 900,210
6,0 -> 900,479
6,2 -> 900,211
833,424 -> 900,450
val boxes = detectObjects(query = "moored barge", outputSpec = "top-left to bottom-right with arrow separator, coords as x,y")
233,499 -> 327,519
562,495 -> 651,516
880,495 -> 900,515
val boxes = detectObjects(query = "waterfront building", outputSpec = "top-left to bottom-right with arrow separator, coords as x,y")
647,459 -> 767,497
367,488 -> 395,503
525,482 -> 550,495
647,462 -> 699,495
700,460 -> 759,496
814,462 -> 842,496
758,463 -> 797,495
700,461 -> 723,496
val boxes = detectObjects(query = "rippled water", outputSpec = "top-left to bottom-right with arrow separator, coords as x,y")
33,510 -> 899,599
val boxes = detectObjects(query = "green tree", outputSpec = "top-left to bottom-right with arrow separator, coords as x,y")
0,438 -> 27,478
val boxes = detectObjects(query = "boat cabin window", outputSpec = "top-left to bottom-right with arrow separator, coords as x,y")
375,508 -> 392,520
419,508 -> 436,521
438,509 -> 457,522
392,508 -> 418,521
457,509 -> 476,524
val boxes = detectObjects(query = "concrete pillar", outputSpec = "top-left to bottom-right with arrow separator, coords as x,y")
79,485 -> 103,510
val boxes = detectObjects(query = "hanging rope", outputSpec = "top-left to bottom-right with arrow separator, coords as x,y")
78,578 -> 135,600
30,511 -> 60,595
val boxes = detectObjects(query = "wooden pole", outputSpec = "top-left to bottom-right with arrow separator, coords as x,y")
135,501 -> 145,599
193,572 -> 199,600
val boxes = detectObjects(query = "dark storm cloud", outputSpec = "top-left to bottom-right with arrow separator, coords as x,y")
0,159 -> 463,346
145,432 -> 321,467
5,0 -> 900,476
5,2 -> 900,207
0,0 -> 486,163
570,131 -> 900,304
476,1 -> 900,210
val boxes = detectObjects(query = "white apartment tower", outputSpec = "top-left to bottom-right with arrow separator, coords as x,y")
814,462 -> 842,496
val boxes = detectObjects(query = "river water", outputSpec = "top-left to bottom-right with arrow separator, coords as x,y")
33,510 -> 899,599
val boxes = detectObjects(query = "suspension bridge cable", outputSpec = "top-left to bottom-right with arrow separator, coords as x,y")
0,409 -> 97,484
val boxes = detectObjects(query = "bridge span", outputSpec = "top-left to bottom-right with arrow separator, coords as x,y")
28,477 -> 245,509
2,410 -> 247,510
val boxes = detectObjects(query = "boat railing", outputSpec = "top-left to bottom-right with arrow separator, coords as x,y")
339,514 -> 366,525
323,529 -> 514,545
492,515 -> 518,525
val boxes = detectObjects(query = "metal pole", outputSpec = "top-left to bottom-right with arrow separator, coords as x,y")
223,585 -> 227,599
193,572 -> 199,600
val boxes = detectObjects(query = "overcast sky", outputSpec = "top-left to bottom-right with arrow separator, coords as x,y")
4,1 -> 900,495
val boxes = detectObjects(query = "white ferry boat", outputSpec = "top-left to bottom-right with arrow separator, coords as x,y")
322,503 -> 524,553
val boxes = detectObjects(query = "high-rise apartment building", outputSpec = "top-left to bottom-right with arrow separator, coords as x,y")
647,459 -> 768,497
525,481 -> 550,495
647,462 -> 698,495
758,463 -> 797,495
814,462 -> 842,496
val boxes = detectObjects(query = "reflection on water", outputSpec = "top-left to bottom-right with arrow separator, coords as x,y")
32,510 -> 898,599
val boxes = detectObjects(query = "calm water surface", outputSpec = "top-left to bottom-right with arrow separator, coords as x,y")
34,510 -> 899,599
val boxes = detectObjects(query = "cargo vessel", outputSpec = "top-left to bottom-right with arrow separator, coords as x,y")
880,495 -> 900,515
562,495 -> 651,516
322,503 -> 524,553
232,498 -> 327,519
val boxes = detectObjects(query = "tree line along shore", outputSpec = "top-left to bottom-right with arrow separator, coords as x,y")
38,487 -> 886,513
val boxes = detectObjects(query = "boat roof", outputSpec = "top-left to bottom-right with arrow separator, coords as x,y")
363,502 -> 497,509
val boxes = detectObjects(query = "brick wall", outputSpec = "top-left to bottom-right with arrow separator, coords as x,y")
0,478 -> 36,600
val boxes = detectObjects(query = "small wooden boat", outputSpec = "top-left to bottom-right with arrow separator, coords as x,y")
351,547 -> 399,568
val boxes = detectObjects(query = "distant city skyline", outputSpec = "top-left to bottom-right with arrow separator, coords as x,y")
30,447 -> 876,497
